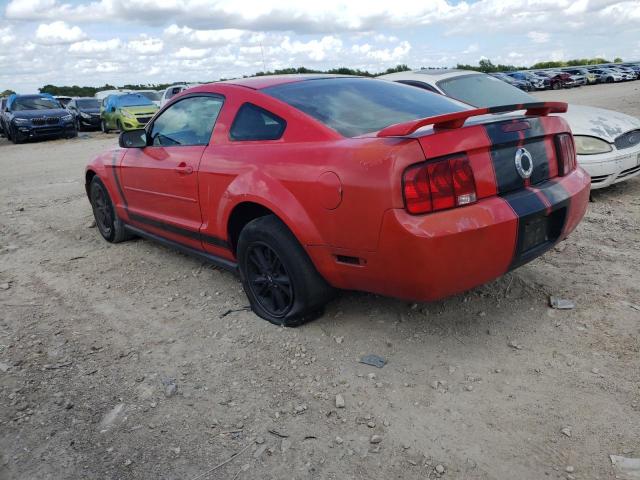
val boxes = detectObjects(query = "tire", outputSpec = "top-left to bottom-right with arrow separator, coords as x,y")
10,126 -> 24,144
75,119 -> 81,132
116,119 -> 123,132
89,177 -> 132,243
237,215 -> 335,327
606,77 -> 614,84
101,120 -> 110,134
552,81 -> 561,90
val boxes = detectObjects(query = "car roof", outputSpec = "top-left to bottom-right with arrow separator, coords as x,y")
379,69 -> 480,83
217,74 -> 356,90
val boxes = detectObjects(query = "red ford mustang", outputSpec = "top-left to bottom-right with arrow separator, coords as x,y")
85,75 -> 590,326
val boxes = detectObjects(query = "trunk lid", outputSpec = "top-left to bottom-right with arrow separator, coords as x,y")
379,102 -> 568,200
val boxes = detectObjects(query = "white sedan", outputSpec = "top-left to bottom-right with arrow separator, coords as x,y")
380,69 -> 640,189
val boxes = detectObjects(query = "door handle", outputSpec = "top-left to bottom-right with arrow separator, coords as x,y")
175,162 -> 193,175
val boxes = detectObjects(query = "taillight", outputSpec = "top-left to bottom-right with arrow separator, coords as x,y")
556,133 -> 577,176
403,155 -> 477,215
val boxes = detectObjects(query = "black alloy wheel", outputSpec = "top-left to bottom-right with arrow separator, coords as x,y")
245,242 -> 294,318
91,180 -> 114,240
237,214 -> 335,327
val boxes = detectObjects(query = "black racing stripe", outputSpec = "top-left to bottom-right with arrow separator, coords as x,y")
128,212 -> 230,250
503,187 -> 566,271
536,179 -> 569,208
503,188 -> 547,218
109,151 -> 128,209
503,184 -> 572,271
522,139 -> 550,185
484,118 -> 551,194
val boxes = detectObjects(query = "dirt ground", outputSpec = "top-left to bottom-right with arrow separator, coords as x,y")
1,81 -> 639,480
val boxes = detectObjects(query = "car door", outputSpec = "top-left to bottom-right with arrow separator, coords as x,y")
120,94 -> 224,250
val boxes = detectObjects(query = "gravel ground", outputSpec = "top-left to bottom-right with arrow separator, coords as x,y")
1,81 -> 639,480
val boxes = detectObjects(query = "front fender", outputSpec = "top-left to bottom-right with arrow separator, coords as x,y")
85,148 -> 127,214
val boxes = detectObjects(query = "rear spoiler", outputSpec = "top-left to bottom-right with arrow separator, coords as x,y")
377,101 -> 568,137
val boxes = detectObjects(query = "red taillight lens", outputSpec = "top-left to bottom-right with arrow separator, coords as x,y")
450,157 -> 477,206
402,155 -> 477,214
556,133 -> 577,176
403,163 -> 432,214
427,161 -> 455,211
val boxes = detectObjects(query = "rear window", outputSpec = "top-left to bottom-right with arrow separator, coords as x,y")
436,73 -> 534,108
263,77 -> 469,137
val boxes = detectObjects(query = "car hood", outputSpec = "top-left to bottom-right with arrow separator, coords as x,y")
555,105 -> 640,142
120,106 -> 158,115
80,108 -> 100,114
13,109 -> 69,119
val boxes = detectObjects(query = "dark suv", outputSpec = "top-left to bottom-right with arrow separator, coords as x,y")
67,97 -> 101,130
3,94 -> 77,143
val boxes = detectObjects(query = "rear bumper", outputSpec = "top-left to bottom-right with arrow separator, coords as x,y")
309,168 -> 590,301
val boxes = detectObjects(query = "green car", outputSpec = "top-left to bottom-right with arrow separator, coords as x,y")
100,93 -> 159,132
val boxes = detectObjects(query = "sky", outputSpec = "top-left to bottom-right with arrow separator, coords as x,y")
1,0 -> 639,92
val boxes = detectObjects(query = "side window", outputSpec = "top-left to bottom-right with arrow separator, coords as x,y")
150,95 -> 224,147
229,103 -> 286,141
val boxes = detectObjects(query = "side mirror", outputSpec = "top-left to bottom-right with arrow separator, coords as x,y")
119,129 -> 148,148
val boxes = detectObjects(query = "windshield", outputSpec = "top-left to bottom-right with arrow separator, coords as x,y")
436,73 -> 534,108
12,96 -> 62,111
138,91 -> 161,101
115,94 -> 154,107
77,99 -> 99,109
264,77 -> 470,137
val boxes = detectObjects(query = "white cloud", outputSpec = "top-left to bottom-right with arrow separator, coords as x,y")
173,47 -> 210,59
463,43 -> 479,54
69,38 -> 122,54
280,36 -> 343,61
164,25 -> 248,45
528,31 -> 550,43
35,21 -> 85,44
128,36 -> 164,54
0,26 -> 16,45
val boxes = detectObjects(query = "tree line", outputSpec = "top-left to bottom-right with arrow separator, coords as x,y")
0,57 -> 628,98
456,57 -> 624,73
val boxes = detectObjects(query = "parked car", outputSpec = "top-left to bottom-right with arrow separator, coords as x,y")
100,93 -> 159,133
55,96 -> 72,107
160,84 -> 189,107
0,97 -> 7,136
67,97 -> 101,131
379,69 -> 640,189
95,89 -> 132,102
507,71 -> 548,90
135,90 -> 162,107
587,67 -> 623,83
611,66 -> 639,80
2,93 -> 76,143
534,70 -> 576,89
562,68 -> 597,85
620,63 -> 640,76
490,72 -> 532,91
85,75 -> 589,326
